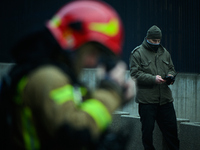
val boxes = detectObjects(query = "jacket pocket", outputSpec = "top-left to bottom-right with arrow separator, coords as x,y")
162,60 -> 170,75
162,60 -> 169,66
141,60 -> 151,73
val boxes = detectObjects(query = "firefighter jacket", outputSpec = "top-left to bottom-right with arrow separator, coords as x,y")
129,39 -> 176,105
11,64 -> 122,149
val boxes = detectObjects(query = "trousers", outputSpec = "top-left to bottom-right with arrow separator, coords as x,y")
139,102 -> 180,150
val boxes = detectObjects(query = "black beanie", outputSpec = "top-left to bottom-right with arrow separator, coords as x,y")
146,25 -> 162,39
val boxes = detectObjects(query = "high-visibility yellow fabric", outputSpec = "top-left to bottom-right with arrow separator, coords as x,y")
16,76 -> 40,150
89,18 -> 119,36
50,85 -> 87,105
15,76 -> 28,105
21,107 -> 40,150
79,99 -> 112,131
50,84 -> 74,104
50,16 -> 61,27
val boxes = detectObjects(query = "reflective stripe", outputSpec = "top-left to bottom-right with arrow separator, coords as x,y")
21,107 -> 40,150
16,76 -> 40,149
79,99 -> 112,131
50,85 -> 74,104
80,87 -> 87,96
89,18 -> 119,36
50,15 -> 61,27
50,85 -> 87,105
15,76 -> 28,105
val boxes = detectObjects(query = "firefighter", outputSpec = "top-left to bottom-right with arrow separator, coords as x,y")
0,0 -> 136,149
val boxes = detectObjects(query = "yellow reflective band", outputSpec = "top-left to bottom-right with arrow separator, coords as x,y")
15,76 -> 40,149
50,85 -> 74,105
50,16 -> 61,27
21,107 -> 40,150
80,87 -> 87,96
15,76 -> 28,105
89,18 -> 119,37
79,99 -> 112,131
18,76 -> 28,93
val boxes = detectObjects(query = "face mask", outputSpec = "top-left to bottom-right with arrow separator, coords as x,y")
147,39 -> 160,52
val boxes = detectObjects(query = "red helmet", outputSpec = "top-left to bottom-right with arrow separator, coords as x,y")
46,0 -> 124,56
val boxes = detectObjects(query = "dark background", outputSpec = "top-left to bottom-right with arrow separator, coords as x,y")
0,0 -> 199,73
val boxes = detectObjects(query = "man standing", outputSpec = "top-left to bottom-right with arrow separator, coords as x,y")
129,25 -> 179,150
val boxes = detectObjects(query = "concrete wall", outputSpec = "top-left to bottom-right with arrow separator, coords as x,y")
110,112 -> 200,150
120,115 -> 190,150
0,63 -> 200,122
179,122 -> 200,150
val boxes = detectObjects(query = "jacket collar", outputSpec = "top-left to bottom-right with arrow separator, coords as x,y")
142,38 -> 165,54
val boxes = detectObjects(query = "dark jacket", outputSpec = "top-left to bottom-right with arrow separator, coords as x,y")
129,39 -> 176,105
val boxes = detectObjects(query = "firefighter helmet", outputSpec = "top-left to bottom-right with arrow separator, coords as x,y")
46,0 -> 124,56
